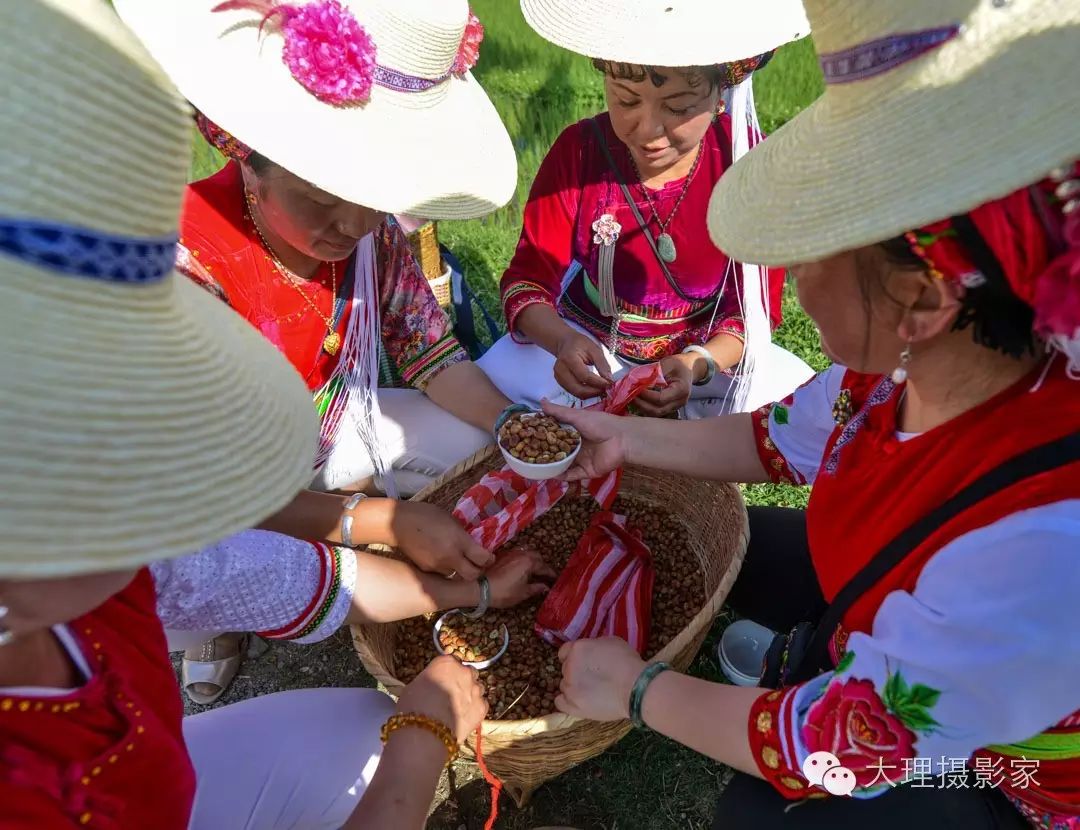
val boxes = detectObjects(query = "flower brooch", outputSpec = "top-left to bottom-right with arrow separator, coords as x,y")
592,214 -> 622,247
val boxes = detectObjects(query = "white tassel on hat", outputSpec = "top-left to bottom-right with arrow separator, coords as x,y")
722,77 -> 773,413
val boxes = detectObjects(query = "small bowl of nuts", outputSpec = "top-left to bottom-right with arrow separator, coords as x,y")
496,409 -> 582,481
432,610 -> 510,670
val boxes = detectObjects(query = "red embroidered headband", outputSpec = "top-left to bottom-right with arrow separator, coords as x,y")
213,0 -> 484,105
904,161 -> 1080,370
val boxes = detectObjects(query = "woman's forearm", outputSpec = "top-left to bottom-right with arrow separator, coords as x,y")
345,551 -> 481,625
515,302 -> 575,355
257,490 -> 408,548
425,360 -> 511,433
344,729 -> 446,829
670,332 -> 745,382
640,671 -> 765,778
623,412 -> 769,483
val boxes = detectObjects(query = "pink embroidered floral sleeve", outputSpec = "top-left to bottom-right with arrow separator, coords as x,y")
377,219 -> 468,391
747,505 -> 1080,827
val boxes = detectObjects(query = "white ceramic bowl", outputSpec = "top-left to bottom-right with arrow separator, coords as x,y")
496,412 -> 582,481
718,619 -> 775,686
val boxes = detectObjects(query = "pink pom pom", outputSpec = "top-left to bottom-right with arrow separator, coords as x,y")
1034,210 -> 1080,341
278,0 -> 377,105
452,9 -> 484,75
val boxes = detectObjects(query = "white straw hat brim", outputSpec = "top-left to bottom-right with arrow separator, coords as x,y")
114,0 -> 517,220
521,0 -> 810,66
708,0 -> 1080,266
0,267 -> 319,578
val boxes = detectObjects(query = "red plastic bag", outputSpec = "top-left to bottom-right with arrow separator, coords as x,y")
453,468 -> 619,552
534,511 -> 654,654
451,364 -> 668,655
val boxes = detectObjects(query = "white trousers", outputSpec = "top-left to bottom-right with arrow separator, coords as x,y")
310,387 -> 492,496
477,322 -> 814,418
182,687 -> 395,830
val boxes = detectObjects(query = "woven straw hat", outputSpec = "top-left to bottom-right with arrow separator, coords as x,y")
113,0 -> 517,221
0,0 -> 319,578
520,0 -> 810,65
707,0 -> 1080,266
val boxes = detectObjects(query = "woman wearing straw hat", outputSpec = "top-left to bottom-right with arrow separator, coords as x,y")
476,0 -> 815,418
540,0 -> 1080,826
111,0 -> 529,703
0,2 -> 551,827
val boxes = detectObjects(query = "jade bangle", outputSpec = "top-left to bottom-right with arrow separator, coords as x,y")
629,661 -> 671,729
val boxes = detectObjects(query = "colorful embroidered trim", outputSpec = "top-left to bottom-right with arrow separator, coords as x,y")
0,218 -> 177,283
752,405 -> 803,485
503,281 -> 554,339
195,112 -> 252,163
823,377 -> 898,475
557,294 -> 743,362
401,332 -> 468,390
749,687 -> 816,800
820,25 -> 962,85
258,542 -> 341,640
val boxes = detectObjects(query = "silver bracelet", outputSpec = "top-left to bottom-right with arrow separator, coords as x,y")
681,344 -> 717,386
461,575 -> 491,620
340,492 -> 368,548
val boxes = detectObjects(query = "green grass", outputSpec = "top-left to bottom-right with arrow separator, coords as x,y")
187,7 -> 825,826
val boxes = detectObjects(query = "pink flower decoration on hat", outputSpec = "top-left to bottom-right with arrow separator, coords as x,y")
214,0 -> 377,105
451,9 -> 484,75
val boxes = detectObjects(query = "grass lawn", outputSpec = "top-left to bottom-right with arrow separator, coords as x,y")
188,4 -> 826,826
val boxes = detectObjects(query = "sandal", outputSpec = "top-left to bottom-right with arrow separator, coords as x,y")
181,632 -> 248,705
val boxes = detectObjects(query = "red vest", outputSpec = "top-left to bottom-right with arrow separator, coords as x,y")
0,571 -> 195,829
807,358 -> 1080,813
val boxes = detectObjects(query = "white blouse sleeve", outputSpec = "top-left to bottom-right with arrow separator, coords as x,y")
764,500 -> 1080,798
150,530 -> 357,645
763,364 -> 846,485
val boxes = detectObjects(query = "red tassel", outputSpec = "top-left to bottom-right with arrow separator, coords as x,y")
474,726 -> 502,830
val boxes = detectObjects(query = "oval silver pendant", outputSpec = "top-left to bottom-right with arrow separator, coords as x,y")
657,232 -> 677,263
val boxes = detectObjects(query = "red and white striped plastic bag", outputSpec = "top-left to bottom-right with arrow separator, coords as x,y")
451,364 -> 669,654
453,469 -> 620,552
534,511 -> 654,654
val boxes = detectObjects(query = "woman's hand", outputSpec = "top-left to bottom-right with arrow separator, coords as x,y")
553,330 -> 614,400
540,401 -> 630,481
391,502 -> 493,580
486,548 -> 557,608
555,637 -> 647,722
396,655 -> 488,743
633,355 -> 694,418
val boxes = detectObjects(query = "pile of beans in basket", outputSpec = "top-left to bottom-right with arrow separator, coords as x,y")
394,495 -> 702,720
498,412 -> 581,464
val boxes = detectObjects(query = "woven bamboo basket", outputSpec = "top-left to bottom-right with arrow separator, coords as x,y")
351,446 -> 749,806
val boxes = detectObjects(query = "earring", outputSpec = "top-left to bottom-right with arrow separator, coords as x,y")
0,605 -> 13,647
891,341 -> 913,384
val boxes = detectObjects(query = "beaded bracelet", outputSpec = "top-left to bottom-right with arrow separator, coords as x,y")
380,712 -> 459,767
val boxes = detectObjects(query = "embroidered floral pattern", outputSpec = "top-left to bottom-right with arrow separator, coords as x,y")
752,404 -> 801,485
802,663 -> 941,793
377,220 -> 467,390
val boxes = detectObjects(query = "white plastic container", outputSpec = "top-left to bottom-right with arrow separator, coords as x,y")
717,619 -> 775,686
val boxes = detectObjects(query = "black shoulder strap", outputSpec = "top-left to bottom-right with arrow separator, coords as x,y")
586,118 -> 673,279
797,428 -> 1080,681
586,118 -> 721,306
